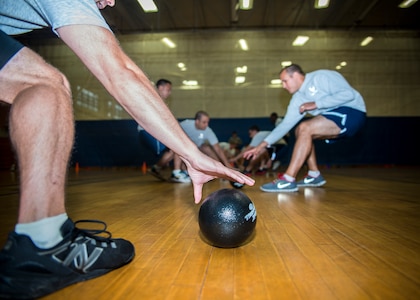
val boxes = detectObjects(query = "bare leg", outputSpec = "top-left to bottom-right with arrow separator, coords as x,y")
199,144 -> 219,161
285,116 -> 341,178
155,150 -> 174,168
0,48 -> 73,223
305,144 -> 319,172
173,153 -> 183,170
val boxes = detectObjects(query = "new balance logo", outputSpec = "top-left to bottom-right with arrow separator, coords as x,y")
48,238 -> 104,273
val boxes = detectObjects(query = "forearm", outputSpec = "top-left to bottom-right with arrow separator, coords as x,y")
255,141 -> 269,156
59,25 -> 197,160
214,145 -> 231,167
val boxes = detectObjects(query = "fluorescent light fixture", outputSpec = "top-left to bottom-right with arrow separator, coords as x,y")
398,0 -> 418,8
239,39 -> 249,51
314,0 -> 330,9
161,37 -> 176,48
235,76 -> 246,84
292,36 -> 309,46
270,79 -> 281,85
182,80 -> 198,86
281,61 -> 293,67
181,80 -> 200,90
360,36 -> 373,46
239,0 -> 253,10
137,0 -> 158,12
236,66 -> 248,74
177,62 -> 187,71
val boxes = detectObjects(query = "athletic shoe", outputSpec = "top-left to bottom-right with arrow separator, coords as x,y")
148,165 -> 166,181
0,219 -> 135,299
255,168 -> 267,176
296,174 -> 326,187
171,171 -> 191,183
260,175 -> 298,192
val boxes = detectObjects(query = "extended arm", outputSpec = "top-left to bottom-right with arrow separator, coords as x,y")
57,25 -> 254,202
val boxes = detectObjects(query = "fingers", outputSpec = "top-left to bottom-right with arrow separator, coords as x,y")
243,151 -> 255,160
193,182 -> 203,204
229,169 -> 255,186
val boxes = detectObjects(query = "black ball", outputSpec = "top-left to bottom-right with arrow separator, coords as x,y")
198,188 -> 257,248
229,180 -> 244,189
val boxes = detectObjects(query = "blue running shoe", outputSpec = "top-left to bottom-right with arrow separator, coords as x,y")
296,174 -> 326,187
260,175 -> 298,192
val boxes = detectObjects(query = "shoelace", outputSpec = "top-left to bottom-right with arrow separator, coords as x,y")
73,219 -> 112,241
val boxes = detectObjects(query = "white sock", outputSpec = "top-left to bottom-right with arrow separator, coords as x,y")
172,169 -> 181,175
15,213 -> 68,249
283,174 -> 295,182
308,170 -> 320,178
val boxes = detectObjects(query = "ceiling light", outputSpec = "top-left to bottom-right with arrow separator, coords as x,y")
340,61 -> 347,66
239,39 -> 249,51
270,79 -> 281,85
235,76 -> 246,84
281,61 -> 293,67
182,80 -> 198,86
236,66 -> 248,74
398,0 -> 418,8
161,37 -> 176,48
360,36 -> 373,47
239,0 -> 253,10
137,0 -> 158,12
314,0 -> 330,9
292,36 -> 309,46
177,62 -> 187,71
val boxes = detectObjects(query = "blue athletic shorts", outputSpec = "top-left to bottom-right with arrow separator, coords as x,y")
322,107 -> 366,143
0,29 -> 24,70
139,130 -> 168,156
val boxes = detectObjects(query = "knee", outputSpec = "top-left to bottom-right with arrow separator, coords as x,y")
200,144 -> 211,152
11,81 -> 73,123
295,121 -> 311,137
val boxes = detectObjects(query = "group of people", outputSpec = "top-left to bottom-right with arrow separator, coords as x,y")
145,64 -> 367,196
138,80 -> 234,184
0,0 -> 366,298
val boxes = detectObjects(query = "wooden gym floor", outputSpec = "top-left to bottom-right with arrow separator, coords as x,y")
0,166 -> 419,300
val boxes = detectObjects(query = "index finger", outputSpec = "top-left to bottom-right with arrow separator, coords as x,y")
193,182 -> 204,204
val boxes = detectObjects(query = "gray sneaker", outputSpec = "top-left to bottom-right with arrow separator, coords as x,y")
171,171 -> 191,183
296,174 -> 326,187
260,175 -> 298,192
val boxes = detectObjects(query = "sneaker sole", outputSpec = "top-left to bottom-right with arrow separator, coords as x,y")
170,179 -> 191,183
148,170 -> 168,181
260,186 -> 298,193
0,258 -> 134,299
297,180 -> 326,187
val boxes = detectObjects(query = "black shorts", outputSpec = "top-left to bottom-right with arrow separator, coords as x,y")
0,29 -> 24,70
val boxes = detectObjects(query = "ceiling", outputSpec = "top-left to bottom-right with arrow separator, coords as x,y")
101,0 -> 420,34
